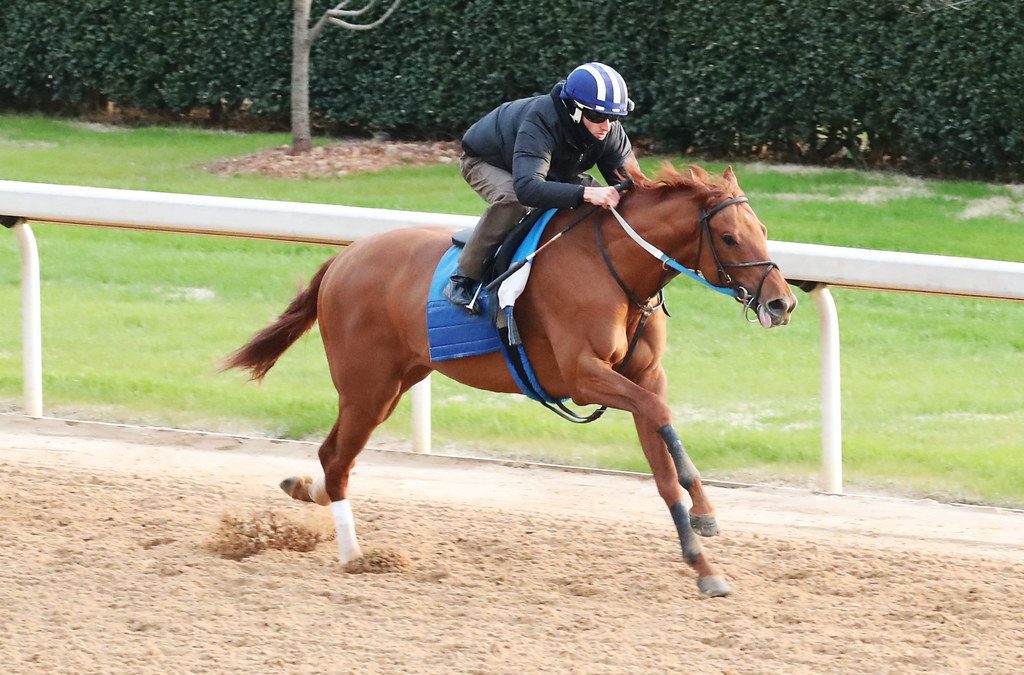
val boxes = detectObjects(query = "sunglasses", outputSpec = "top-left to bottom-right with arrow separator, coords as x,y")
581,108 -> 615,124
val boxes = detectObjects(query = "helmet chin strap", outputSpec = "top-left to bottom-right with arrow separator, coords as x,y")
565,99 -> 584,123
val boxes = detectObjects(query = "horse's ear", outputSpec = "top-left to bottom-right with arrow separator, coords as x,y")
723,165 -> 740,188
688,165 -> 710,183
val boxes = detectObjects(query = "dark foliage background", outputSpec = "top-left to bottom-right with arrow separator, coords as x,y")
1,1 -> 1021,179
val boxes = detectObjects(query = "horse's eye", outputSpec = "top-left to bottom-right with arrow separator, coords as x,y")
722,234 -> 738,247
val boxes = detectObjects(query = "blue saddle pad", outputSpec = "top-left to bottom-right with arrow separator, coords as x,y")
426,246 -> 504,361
426,209 -> 557,363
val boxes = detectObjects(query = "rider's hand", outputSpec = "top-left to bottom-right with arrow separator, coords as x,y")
583,186 -> 621,209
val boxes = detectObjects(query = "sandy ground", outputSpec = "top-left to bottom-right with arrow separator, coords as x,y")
1,414 -> 1023,674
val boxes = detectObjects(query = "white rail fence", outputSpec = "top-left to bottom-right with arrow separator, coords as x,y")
4,180 -> 1024,493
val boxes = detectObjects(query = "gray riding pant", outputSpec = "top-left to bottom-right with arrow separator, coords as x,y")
457,155 -> 598,280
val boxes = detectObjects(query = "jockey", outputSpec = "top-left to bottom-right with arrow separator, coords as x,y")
445,62 -> 639,311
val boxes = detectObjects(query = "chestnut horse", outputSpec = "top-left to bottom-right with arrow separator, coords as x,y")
224,163 -> 796,597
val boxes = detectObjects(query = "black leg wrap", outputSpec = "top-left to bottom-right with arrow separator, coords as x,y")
669,501 -> 703,564
658,424 -> 700,490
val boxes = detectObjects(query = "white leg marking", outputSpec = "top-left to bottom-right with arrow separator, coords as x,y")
308,476 -> 331,506
331,499 -> 362,564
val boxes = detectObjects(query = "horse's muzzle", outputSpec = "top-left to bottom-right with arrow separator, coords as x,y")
757,294 -> 797,328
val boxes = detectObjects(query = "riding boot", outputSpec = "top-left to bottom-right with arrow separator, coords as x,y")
444,274 -> 480,313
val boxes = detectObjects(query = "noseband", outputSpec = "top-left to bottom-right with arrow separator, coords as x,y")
695,196 -> 779,319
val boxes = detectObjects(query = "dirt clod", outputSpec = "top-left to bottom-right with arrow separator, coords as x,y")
209,509 -> 333,560
343,548 -> 413,574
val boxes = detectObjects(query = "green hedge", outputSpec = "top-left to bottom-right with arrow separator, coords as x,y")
1,1 -> 1022,179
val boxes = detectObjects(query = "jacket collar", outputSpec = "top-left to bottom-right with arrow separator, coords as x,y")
550,83 -> 600,151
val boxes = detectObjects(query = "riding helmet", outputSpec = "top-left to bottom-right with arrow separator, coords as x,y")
560,62 -> 635,117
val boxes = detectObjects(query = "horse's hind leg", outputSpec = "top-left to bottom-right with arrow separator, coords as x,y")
281,365 -> 430,563
279,421 -> 338,505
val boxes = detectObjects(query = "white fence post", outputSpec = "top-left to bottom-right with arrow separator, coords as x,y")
410,376 -> 431,453
812,285 -> 842,493
8,220 -> 43,417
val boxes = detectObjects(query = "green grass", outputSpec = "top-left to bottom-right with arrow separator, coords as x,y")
2,113 -> 1023,506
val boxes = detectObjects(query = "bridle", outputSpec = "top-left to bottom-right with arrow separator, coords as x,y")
694,196 -> 779,321
601,194 -> 779,322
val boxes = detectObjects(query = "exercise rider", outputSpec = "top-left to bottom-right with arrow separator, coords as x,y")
445,62 -> 639,311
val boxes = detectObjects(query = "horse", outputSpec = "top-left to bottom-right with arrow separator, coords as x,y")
223,162 -> 797,597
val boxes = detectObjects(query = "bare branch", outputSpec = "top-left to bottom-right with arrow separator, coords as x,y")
310,1 -> 358,43
307,0 -> 356,38
309,14 -> 331,42
294,0 -> 402,152
327,0 -> 377,18
310,1 -> 358,42
325,0 -> 400,31
904,0 -> 981,13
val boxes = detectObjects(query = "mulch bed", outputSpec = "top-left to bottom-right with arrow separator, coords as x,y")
199,140 -> 463,178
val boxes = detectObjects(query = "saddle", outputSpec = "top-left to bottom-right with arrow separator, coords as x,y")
449,207 -> 550,286
441,208 -> 611,423
426,208 -> 567,407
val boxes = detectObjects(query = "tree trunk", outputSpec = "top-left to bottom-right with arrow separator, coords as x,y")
290,0 -> 313,154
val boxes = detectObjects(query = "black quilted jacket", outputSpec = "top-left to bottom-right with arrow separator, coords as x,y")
461,83 -> 635,209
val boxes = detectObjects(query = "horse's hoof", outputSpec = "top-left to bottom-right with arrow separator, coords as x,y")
689,510 -> 720,537
279,476 -> 311,501
697,575 -> 732,598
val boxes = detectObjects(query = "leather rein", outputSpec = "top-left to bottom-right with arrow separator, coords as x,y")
598,194 -> 779,323
512,190 -> 779,425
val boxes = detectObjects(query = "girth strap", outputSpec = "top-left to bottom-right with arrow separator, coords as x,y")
501,296 -> 659,424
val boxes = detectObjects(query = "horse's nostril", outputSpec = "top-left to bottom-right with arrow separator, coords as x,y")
767,298 -> 789,317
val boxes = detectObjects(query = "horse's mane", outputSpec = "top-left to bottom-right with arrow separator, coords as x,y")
624,161 -> 734,206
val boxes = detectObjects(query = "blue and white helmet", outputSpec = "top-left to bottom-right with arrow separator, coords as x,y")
561,62 -> 635,119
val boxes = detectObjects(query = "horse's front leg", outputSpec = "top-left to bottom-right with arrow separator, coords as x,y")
554,348 -> 731,596
631,369 -> 731,598
656,423 -> 720,537
565,349 -> 719,533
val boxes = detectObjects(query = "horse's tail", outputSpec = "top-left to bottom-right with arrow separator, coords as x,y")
221,255 -> 336,381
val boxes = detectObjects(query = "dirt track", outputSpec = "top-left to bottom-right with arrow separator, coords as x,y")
2,414 -> 1023,674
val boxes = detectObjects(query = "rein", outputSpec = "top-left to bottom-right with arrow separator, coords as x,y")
604,195 -> 779,321
608,205 -> 739,298
503,186 -> 780,424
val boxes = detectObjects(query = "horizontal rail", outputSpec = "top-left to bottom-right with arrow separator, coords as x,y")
0,179 -> 476,246
4,179 -> 1023,493
2,179 -> 1021,299
768,241 -> 1024,301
